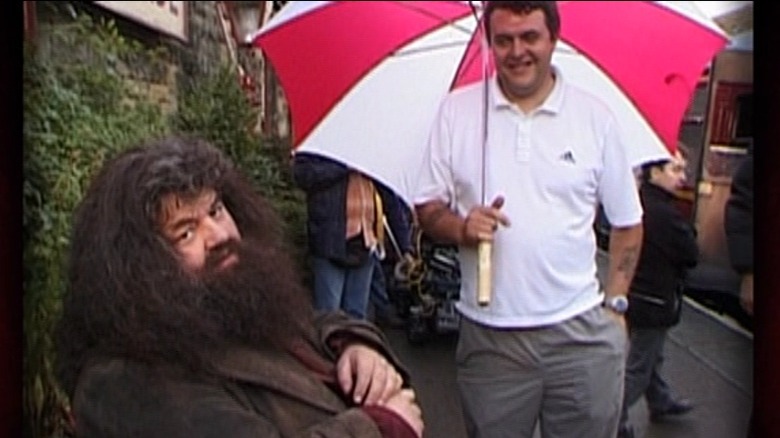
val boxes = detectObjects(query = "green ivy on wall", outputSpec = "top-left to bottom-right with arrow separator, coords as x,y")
23,8 -> 307,437
173,66 -> 309,267
24,12 -> 169,437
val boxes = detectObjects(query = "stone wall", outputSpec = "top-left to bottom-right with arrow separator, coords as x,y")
181,1 -> 233,82
31,1 -> 234,115
28,1 -> 292,141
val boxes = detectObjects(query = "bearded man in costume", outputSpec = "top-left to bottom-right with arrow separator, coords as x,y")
55,136 -> 423,437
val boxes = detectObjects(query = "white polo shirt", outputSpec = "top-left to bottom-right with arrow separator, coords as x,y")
413,68 -> 642,327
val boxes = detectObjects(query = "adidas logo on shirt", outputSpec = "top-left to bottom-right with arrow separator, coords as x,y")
559,151 -> 576,164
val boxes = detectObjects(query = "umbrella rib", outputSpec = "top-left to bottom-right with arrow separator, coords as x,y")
393,40 -> 473,57
259,1 -> 475,148
301,2 -> 474,145
391,1 -> 475,34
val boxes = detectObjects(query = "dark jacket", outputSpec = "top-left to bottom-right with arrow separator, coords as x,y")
627,183 -> 699,328
292,152 -> 412,263
71,312 -> 413,437
724,154 -> 753,275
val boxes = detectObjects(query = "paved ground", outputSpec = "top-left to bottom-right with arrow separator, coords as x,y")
381,251 -> 753,437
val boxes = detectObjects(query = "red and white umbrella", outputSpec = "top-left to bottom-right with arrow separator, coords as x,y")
252,1 -> 727,203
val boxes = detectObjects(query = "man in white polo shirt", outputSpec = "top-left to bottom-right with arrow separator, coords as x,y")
413,2 -> 644,437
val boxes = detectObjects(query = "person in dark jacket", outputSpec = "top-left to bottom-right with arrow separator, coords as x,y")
618,152 -> 699,438
292,151 -> 412,320
55,137 -> 424,437
725,148 -> 753,316
724,147 -> 753,438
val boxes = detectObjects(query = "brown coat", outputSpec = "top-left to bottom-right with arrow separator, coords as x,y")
71,312 -> 411,437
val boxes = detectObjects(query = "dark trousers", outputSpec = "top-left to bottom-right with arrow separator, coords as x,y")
620,326 -> 677,427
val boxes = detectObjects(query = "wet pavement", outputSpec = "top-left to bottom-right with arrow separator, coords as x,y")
381,250 -> 753,437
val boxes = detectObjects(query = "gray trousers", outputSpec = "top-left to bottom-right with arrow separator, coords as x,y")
456,305 -> 627,438
620,326 -> 676,427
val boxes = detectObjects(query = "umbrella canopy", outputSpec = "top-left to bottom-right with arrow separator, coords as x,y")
253,1 -> 727,203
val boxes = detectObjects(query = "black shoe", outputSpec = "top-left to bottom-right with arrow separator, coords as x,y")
617,425 -> 635,438
650,399 -> 694,422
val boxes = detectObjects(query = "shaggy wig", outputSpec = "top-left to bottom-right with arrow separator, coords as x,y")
55,136 -> 312,396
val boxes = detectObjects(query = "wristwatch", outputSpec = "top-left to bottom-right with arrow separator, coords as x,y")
603,295 -> 629,314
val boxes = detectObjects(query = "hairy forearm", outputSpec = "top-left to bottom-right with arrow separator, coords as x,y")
415,201 -> 464,245
606,224 -> 643,297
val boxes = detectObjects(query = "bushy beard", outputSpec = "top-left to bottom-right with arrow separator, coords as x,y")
189,237 -> 314,351
62,235 -> 316,380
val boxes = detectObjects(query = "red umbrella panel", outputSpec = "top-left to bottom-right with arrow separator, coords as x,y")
253,1 -> 727,203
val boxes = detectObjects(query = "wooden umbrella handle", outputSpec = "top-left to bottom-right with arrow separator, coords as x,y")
477,240 -> 492,306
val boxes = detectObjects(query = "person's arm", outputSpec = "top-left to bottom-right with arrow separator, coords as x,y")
415,197 -> 510,247
315,311 -> 424,436
605,223 -> 643,320
415,200 -> 465,245
597,114 -> 643,319
336,345 -> 424,437
316,311 -> 411,391
72,358 -> 386,438
413,94 -> 508,247
415,201 -> 466,245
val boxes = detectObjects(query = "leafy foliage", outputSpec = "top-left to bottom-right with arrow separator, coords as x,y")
24,8 -> 308,437
172,67 -> 309,267
23,13 -> 168,437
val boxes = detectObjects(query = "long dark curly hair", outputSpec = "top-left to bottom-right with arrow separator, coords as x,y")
55,136 -> 314,397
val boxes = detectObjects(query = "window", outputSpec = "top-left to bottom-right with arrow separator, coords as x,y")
733,92 -> 752,143
710,82 -> 753,147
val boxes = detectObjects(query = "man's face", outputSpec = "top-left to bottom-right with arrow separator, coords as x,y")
489,8 -> 556,106
160,189 -> 242,273
651,157 -> 687,194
